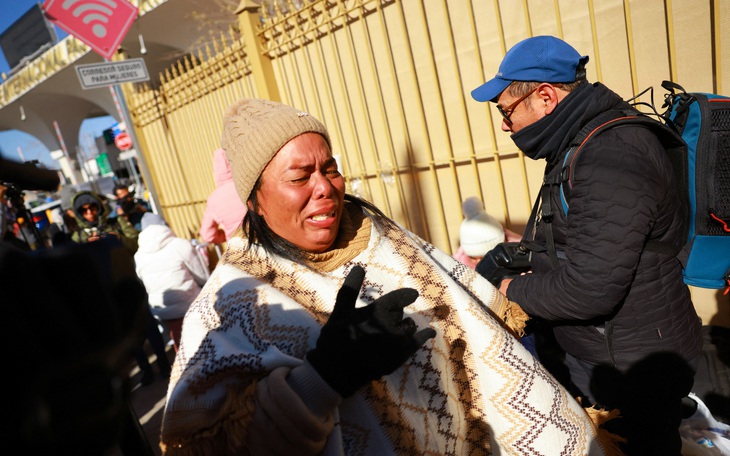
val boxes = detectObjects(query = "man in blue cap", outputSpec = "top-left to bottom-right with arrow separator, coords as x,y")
472,35 -> 702,455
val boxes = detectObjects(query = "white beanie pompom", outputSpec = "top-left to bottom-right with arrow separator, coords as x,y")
459,197 -> 505,258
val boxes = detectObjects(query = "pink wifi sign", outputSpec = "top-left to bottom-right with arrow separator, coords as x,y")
42,0 -> 138,60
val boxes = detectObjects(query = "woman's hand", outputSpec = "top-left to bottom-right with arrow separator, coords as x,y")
307,266 -> 436,397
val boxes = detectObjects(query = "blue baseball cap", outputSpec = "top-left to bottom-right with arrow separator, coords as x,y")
471,36 -> 589,102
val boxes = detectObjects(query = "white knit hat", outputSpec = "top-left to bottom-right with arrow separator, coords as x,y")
459,196 -> 505,257
140,212 -> 166,231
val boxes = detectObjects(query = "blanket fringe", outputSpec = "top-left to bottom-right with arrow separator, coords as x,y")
503,300 -> 529,337
582,400 -> 626,456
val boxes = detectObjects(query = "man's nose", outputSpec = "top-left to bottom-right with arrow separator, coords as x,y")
501,119 -> 513,132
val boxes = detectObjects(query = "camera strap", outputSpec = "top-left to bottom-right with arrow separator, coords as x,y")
519,172 -> 563,269
540,182 -> 561,269
523,111 -> 635,270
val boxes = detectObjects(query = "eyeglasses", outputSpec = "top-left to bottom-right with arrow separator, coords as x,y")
80,205 -> 99,213
496,87 -> 538,125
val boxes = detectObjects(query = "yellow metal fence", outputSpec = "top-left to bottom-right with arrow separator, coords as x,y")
124,0 -> 728,321
126,0 -> 728,250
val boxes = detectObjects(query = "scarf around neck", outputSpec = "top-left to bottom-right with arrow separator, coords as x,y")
511,82 -> 628,165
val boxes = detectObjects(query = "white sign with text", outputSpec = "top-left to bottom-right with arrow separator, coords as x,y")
75,58 -> 150,89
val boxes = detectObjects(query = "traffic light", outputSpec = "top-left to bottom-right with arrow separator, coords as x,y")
102,128 -> 115,145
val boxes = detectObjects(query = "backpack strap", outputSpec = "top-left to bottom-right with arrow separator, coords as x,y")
534,110 -> 683,269
536,110 -> 635,267
560,109 -> 646,211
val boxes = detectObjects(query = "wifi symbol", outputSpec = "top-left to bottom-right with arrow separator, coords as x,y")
61,0 -> 119,38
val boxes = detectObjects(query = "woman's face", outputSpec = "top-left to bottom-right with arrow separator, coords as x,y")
79,203 -> 100,223
255,133 -> 345,253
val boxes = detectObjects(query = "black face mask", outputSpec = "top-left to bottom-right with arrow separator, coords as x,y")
510,82 -> 595,164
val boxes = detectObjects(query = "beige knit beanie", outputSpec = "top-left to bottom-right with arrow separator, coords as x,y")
221,98 -> 331,202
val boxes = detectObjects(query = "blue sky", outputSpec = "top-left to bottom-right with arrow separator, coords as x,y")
0,0 -> 115,170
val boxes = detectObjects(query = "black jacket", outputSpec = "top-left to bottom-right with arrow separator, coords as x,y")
507,82 -> 702,370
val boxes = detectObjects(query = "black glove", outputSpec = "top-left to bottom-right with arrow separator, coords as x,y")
307,266 -> 437,397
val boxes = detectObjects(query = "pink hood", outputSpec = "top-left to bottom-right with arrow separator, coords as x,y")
213,148 -> 233,187
199,148 -> 247,243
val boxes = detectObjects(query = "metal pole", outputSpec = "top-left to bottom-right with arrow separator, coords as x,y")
109,84 -> 161,214
53,120 -> 83,185
75,145 -> 99,193
127,158 -> 143,196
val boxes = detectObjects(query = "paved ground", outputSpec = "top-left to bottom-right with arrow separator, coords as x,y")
105,343 -> 175,456
102,325 -> 730,455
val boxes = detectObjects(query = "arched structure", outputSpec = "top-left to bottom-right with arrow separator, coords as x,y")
0,0 -> 236,161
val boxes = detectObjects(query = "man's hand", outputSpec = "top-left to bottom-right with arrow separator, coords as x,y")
499,277 -> 512,296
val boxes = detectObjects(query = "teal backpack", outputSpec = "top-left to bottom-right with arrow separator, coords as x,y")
661,81 -> 730,290
540,81 -> 730,291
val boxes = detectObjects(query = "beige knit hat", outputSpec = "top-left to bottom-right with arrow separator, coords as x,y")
460,196 -> 505,257
221,98 -> 331,202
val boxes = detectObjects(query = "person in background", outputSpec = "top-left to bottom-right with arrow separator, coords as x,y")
2,231 -> 151,454
159,98 -> 614,455
59,183 -> 75,214
3,227 -> 31,251
59,186 -> 81,243
55,208 -> 81,246
453,196 -> 538,356
453,196 -> 521,269
71,190 -> 169,386
71,191 -> 139,253
471,35 -> 702,454
0,184 -> 31,251
133,307 -> 173,386
134,212 -> 208,352
114,183 -> 150,231
45,205 -> 68,246
198,148 -> 247,244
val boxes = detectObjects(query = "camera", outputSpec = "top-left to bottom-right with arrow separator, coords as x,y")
85,227 -> 106,238
476,242 -> 532,287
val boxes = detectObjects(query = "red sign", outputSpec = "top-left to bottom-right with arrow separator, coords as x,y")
114,132 -> 133,150
42,0 -> 138,60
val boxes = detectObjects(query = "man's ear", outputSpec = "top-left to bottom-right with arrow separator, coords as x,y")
537,83 -> 562,115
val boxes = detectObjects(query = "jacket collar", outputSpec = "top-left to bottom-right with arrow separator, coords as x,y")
511,82 -> 627,165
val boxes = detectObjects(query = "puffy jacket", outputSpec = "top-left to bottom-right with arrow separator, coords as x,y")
506,82 -> 702,370
134,224 -> 208,320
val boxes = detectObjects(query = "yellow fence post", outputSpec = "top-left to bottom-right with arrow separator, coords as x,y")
235,0 -> 280,101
